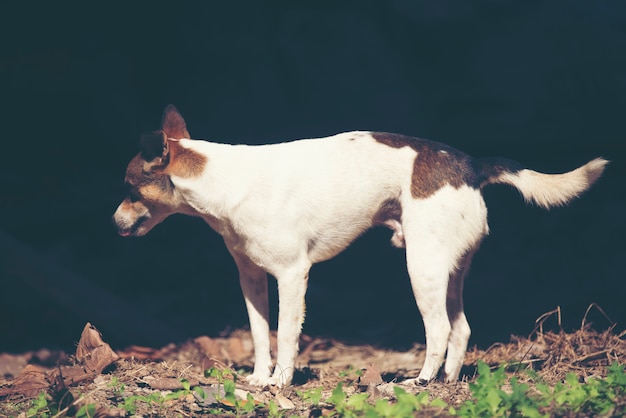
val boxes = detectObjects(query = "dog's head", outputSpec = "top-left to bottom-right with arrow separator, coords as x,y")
112,105 -> 206,237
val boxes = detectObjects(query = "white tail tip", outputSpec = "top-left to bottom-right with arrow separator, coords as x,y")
498,158 -> 608,209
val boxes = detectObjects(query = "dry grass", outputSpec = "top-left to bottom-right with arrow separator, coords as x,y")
467,304 -> 625,384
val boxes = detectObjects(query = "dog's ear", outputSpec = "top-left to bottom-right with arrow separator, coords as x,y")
140,130 -> 169,169
161,104 -> 190,139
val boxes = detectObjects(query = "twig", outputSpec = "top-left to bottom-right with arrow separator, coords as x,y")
533,306 -> 562,338
572,349 -> 610,364
581,303 -> 614,332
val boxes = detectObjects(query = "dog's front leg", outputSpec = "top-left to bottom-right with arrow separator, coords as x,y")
271,263 -> 311,387
230,252 -> 273,385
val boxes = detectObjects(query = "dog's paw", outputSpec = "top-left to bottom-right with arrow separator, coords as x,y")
245,373 -> 279,387
400,377 -> 430,387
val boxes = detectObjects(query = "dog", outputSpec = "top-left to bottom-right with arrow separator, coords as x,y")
113,105 -> 607,387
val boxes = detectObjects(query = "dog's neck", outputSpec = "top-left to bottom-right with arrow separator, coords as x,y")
169,139 -> 252,232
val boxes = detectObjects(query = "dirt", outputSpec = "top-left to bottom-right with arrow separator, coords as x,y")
1,310 -> 625,417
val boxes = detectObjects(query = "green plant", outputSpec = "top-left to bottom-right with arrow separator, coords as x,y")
106,377 -> 197,415
26,391 -> 56,418
450,361 -> 626,418
321,382 -> 447,418
453,361 -> 544,417
107,375 -> 126,398
325,382 -> 370,417
538,362 -> 626,416
338,365 -> 364,379
75,402 -> 97,417
267,399 -> 284,417
203,367 -> 261,415
297,386 -> 323,406
369,386 -> 447,418
23,390 -> 97,418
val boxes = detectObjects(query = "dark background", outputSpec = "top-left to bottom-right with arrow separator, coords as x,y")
1,2 -> 624,354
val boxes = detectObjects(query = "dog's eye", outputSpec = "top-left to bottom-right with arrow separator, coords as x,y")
125,183 -> 141,202
129,190 -> 141,203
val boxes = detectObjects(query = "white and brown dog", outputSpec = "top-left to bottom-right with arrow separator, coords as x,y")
113,105 -> 607,386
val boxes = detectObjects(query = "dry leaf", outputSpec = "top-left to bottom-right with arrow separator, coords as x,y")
0,364 -> 49,397
275,392 -> 295,409
358,364 -> 383,386
75,323 -> 119,373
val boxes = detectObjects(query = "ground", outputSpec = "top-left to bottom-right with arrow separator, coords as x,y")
1,306 -> 624,417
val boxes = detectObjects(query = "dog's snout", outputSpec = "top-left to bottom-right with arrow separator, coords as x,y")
112,202 -> 137,235
113,200 -> 153,237
112,210 -> 130,236
112,213 -> 130,236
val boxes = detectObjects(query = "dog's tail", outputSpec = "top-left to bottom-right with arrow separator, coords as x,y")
477,157 -> 608,209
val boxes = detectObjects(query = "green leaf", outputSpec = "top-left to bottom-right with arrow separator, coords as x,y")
607,362 -> 626,387
268,399 -> 280,416
75,403 -> 97,418
346,393 -> 369,410
223,378 -> 237,403
327,382 -> 347,407
374,398 -> 394,416
485,388 -> 503,413
243,393 -> 257,412
299,386 -> 323,405
206,367 -> 222,379
393,386 -> 408,397
476,361 -> 491,379
414,391 -> 430,406
519,404 -> 546,418
535,383 -> 551,396
163,390 -> 185,401
566,373 -> 580,388
193,385 -> 207,400
123,396 -> 138,415
430,398 -> 448,408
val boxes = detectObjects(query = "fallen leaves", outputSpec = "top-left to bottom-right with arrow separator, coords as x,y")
0,323 -> 118,399
7,364 -> 48,398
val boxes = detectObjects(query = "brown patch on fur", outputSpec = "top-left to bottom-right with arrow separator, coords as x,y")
125,154 -> 174,199
372,132 -> 476,199
125,154 -> 147,185
139,184 -> 164,202
166,140 -> 207,178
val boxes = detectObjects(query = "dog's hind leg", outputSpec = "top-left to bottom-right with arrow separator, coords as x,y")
405,238 -> 454,384
230,252 -> 273,385
443,247 -> 478,382
401,186 -> 488,385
